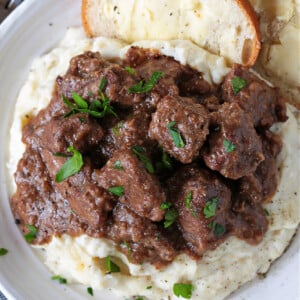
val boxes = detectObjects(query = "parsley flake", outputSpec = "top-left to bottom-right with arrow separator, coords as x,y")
51,275 -> 67,284
185,192 -> 197,217
112,121 -> 124,136
264,208 -> 270,216
128,71 -> 163,94
0,248 -> 8,256
164,208 -> 178,228
105,256 -> 121,273
173,283 -> 194,299
108,186 -> 124,197
55,146 -> 84,183
132,145 -> 155,174
223,139 -> 236,153
231,76 -> 247,94
113,160 -> 124,170
167,121 -> 185,148
124,66 -> 136,75
209,221 -> 225,236
24,224 -> 38,243
203,197 -> 219,218
87,287 -> 94,296
146,286 -> 152,289
160,201 -> 172,210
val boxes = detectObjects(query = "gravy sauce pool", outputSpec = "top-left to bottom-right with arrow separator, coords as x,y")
7,28 -> 300,300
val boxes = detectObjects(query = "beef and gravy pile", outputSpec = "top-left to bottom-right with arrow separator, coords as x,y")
11,46 -> 288,269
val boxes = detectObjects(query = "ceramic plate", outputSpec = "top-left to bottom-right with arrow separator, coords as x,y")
0,1 -> 299,299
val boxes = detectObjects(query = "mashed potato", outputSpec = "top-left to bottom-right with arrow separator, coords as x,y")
8,28 -> 300,300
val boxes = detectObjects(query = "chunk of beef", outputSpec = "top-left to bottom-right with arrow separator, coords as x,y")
25,113 -> 104,155
124,47 -> 211,106
149,95 -> 209,164
167,166 -> 232,255
109,203 -> 175,267
222,64 -> 287,128
41,149 -> 115,231
204,103 -> 264,179
94,150 -> 166,221
56,51 -> 142,107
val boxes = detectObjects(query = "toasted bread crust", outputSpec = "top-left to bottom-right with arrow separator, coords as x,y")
81,0 -> 261,66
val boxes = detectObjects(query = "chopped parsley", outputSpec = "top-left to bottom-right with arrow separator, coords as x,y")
173,283 -> 194,299
124,66 -> 136,75
164,208 -> 178,228
203,197 -> 219,218
51,275 -> 67,284
223,139 -> 236,153
112,121 -> 124,136
184,191 -> 197,217
87,287 -> 94,296
108,186 -> 124,197
113,160 -> 124,170
105,256 -> 121,273
160,201 -> 172,210
146,285 -> 152,289
231,76 -> 247,94
264,208 -> 270,216
135,297 -> 144,300
0,248 -> 8,256
24,224 -> 38,243
209,221 -> 225,236
55,146 -> 84,183
132,145 -> 155,174
63,77 -> 117,118
167,121 -> 185,148
128,71 -> 163,94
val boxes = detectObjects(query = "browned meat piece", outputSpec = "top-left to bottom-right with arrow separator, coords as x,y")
167,166 -> 232,255
237,174 -> 263,205
204,103 -> 264,179
94,150 -> 166,221
222,64 -> 287,128
149,95 -> 209,164
24,113 -> 104,155
109,203 -> 176,267
41,149 -> 116,230
124,47 -> 211,106
56,51 -> 142,107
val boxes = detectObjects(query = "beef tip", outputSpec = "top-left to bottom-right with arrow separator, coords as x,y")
149,95 -> 209,164
41,149 -> 115,231
204,102 -> 264,179
255,131 -> 282,201
94,150 -> 166,221
201,95 -> 221,112
109,203 -> 175,267
222,64 -> 287,128
29,113 -> 104,155
124,47 -> 211,106
56,51 -> 142,107
232,199 -> 268,244
167,166 -> 232,255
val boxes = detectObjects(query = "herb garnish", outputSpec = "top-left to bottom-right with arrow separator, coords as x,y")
146,286 -> 152,289
209,221 -> 225,236
185,192 -> 197,217
203,197 -> 218,218
24,224 -> 38,243
63,77 -> 117,118
173,283 -> 194,299
113,160 -> 124,170
160,201 -> 172,210
124,66 -> 136,75
223,139 -> 236,153
87,287 -> 94,296
132,145 -> 155,174
128,71 -> 163,94
135,297 -> 144,300
105,256 -> 121,273
108,186 -> 124,197
231,76 -> 247,94
264,208 -> 270,216
112,121 -> 124,136
0,248 -> 8,256
55,146 -> 84,183
164,208 -> 178,228
51,275 -> 67,284
167,121 -> 185,148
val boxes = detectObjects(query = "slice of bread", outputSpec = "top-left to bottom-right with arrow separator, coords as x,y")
249,0 -> 300,108
82,0 -> 261,66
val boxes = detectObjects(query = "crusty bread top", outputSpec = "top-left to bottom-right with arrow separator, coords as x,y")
82,0 -> 261,67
